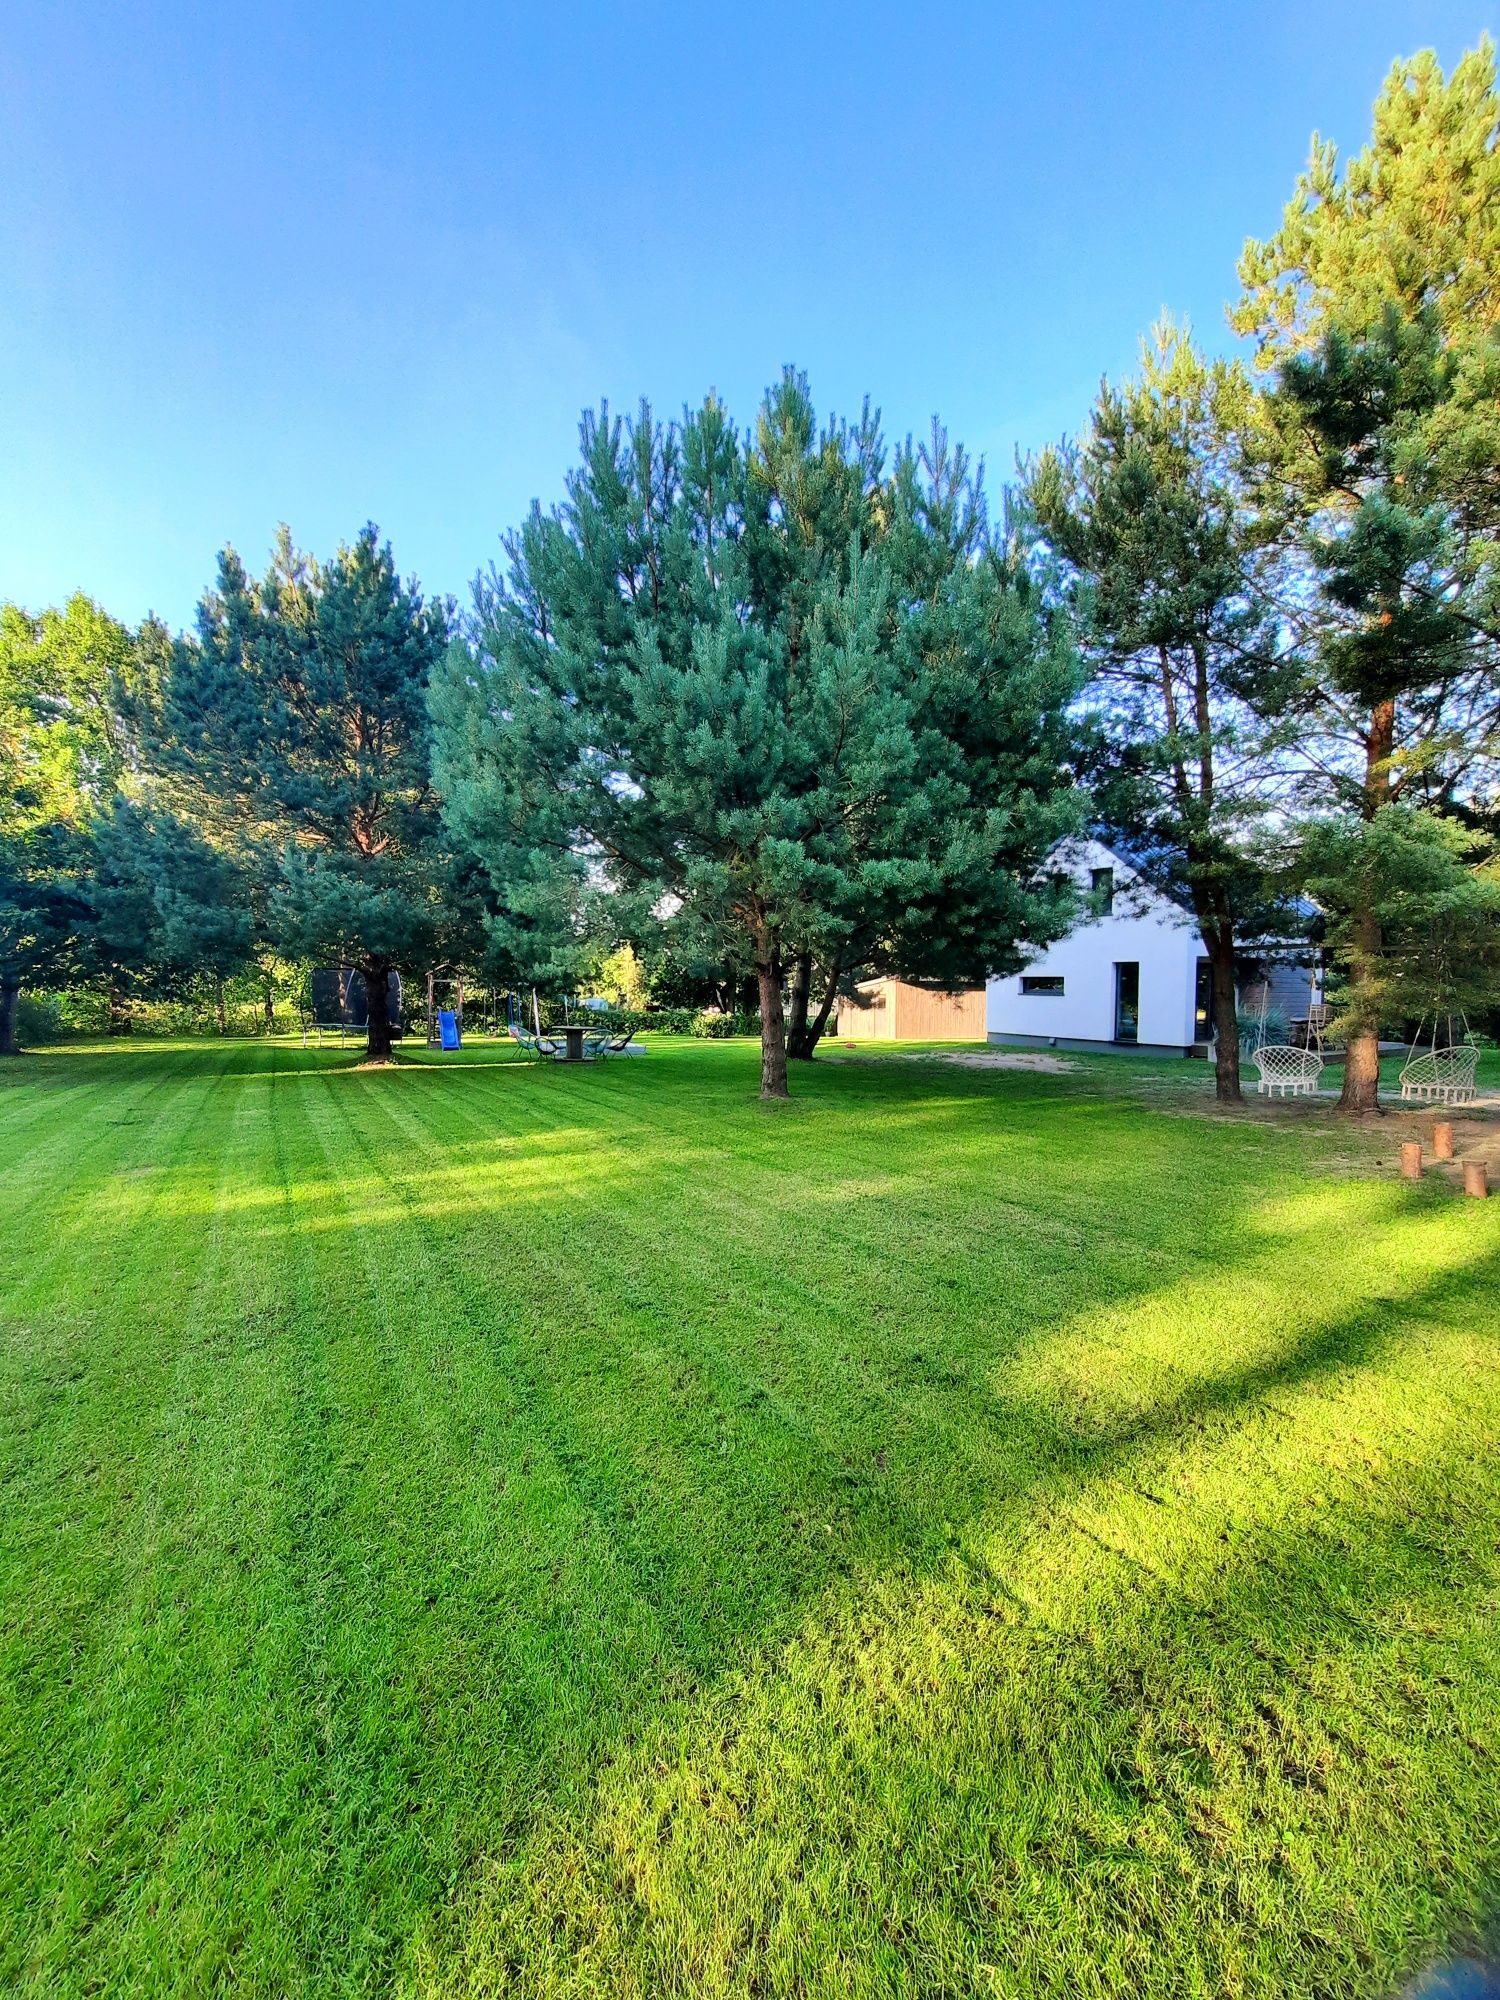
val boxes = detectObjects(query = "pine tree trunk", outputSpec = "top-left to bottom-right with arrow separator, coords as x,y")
1208,932 -> 1242,1104
785,952 -> 813,1060
263,980 -> 276,1034
364,957 -> 394,1063
788,951 -> 843,1062
0,980 -> 20,1057
755,941 -> 789,1099
215,979 -> 228,1036
1339,905 -> 1384,1114
1339,698 -> 1396,1116
108,983 -> 132,1035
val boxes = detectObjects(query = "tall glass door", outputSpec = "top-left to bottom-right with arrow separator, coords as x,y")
1114,962 -> 1139,1043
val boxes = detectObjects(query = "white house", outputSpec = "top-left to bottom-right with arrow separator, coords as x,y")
986,838 -> 1319,1057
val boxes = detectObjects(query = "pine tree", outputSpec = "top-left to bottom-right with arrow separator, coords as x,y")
1237,45 -> 1500,1108
1254,309 -> 1498,1107
1025,324 -> 1294,1103
1288,806 -> 1500,1058
164,527 -> 464,1061
1233,41 -> 1500,358
431,376 -> 1081,1098
82,799 -> 256,1017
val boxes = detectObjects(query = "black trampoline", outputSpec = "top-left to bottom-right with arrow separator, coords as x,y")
302,967 -> 405,1046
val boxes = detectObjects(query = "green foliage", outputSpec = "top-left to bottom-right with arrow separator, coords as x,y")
582,941 -> 648,1010
82,798 -> 256,1003
0,595 -> 139,840
13,992 -> 65,1044
1234,40 -> 1500,357
432,375 -> 1082,1096
1260,309 -> 1489,770
687,1008 -> 754,1038
1239,46 -> 1500,790
1283,805 -> 1500,1037
1024,321 -> 1294,1100
636,930 -> 741,1011
0,596 -> 144,1045
1239,42 -> 1500,1105
0,823 -> 93,1029
165,526 -> 477,1055
19,976 -> 304,1040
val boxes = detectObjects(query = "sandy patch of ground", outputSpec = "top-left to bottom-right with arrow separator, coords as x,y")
911,1049 -> 1077,1073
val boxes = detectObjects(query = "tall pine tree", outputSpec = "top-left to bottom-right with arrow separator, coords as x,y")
1255,310 -> 1498,1106
1237,44 -> 1500,1109
431,376 -> 1081,1098
1026,324 -> 1293,1103
165,527 -> 462,1061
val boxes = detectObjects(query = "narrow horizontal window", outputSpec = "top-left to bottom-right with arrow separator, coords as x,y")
1020,975 -> 1065,996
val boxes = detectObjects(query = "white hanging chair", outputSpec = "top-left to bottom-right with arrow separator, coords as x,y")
1246,958 -> 1326,1099
1250,1041 -> 1326,1098
1399,1007 -> 1479,1107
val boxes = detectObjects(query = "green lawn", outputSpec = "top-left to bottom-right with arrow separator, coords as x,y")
2,1037 -> 1497,1998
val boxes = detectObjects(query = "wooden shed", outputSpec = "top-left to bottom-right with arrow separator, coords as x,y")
835,978 -> 986,1043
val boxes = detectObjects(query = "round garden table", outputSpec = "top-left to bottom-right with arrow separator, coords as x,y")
550,1023 -> 590,1061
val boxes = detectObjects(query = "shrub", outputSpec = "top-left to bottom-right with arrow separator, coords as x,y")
1237,1004 -> 1288,1049
687,1009 -> 761,1038
15,994 -> 65,1045
689,1010 -> 734,1038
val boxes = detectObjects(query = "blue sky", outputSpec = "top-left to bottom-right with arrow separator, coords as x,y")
1,2 -> 1491,629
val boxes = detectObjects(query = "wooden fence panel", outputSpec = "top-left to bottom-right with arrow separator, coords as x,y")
836,980 -> 984,1042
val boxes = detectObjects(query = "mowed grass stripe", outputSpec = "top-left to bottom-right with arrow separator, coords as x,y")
424,1257 -> 1498,1998
0,1040 -> 209,1230
3,1044 -> 290,1991
310,1060 -> 769,1663
200,1048 -> 686,1994
0,1041 -> 256,1516
337,1052 -> 1484,1619
0,1040 -> 178,1170
374,1052 -> 1420,1546
325,1062 -> 905,1662
320,1048 -> 1500,1768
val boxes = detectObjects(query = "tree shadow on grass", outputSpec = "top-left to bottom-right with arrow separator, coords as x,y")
418,1259 -> 1500,1999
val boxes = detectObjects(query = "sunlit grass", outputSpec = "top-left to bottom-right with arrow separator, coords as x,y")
1,1036 -> 1497,1997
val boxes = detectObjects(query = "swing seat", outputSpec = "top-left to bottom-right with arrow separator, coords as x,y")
1249,1043 -> 1325,1098
1399,1044 -> 1479,1106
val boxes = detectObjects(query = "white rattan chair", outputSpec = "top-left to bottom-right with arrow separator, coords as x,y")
1249,1043 -> 1325,1098
1399,1043 -> 1479,1106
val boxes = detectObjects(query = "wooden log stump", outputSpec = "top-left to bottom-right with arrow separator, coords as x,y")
1463,1159 -> 1489,1200
1432,1119 -> 1455,1161
1400,1141 -> 1423,1181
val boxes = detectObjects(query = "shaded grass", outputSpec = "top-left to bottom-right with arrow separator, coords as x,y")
1,1036 -> 1497,1997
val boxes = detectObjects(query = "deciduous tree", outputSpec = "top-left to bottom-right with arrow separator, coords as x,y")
0,596 -> 138,1053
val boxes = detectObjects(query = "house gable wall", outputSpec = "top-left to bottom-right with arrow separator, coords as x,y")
986,838 -> 1204,1051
